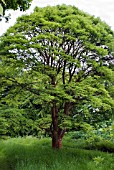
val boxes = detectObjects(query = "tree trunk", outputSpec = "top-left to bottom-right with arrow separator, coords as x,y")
51,76 -> 66,149
51,103 -> 66,149
51,102 -> 59,149
58,128 -> 66,149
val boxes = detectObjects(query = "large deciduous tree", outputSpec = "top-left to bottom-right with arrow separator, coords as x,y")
0,5 -> 114,149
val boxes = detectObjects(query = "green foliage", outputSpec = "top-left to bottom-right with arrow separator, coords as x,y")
93,156 -> 104,166
0,2 -> 4,16
0,105 -> 51,138
0,0 -> 32,22
0,0 -> 32,12
0,5 -> 114,140
67,120 -> 114,152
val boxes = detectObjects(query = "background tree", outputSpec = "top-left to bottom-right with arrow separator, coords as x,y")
0,0 -> 32,21
0,0 -> 32,11
0,5 -> 114,149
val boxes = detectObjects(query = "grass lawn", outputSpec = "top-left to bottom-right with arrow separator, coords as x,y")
0,137 -> 114,170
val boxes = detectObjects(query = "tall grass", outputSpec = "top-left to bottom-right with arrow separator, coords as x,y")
0,137 -> 114,170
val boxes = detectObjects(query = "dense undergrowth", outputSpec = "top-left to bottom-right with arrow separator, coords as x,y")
65,121 -> 114,153
0,136 -> 114,170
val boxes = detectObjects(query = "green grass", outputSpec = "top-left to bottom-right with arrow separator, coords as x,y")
0,136 -> 114,170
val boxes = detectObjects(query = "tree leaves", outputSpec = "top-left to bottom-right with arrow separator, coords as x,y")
0,5 -> 114,133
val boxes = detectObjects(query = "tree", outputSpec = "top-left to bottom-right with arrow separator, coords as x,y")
0,0 -> 32,12
0,0 -> 32,21
0,5 -> 114,149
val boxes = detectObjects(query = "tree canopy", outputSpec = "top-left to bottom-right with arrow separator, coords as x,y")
0,5 -> 114,149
